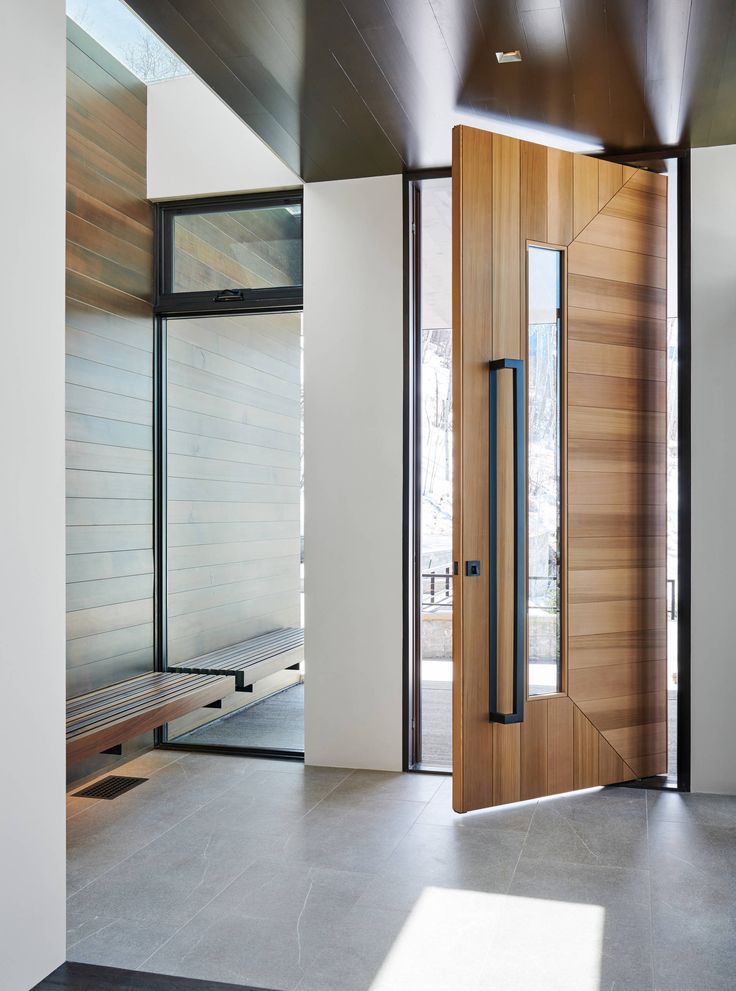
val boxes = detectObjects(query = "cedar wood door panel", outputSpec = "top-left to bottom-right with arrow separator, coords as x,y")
452,127 -> 667,812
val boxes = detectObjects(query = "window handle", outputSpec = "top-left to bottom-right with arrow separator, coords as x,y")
214,289 -> 244,302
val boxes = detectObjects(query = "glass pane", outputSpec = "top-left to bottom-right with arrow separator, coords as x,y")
527,246 -> 562,697
172,202 -> 302,293
66,0 -> 190,83
418,177 -> 453,767
165,311 -> 304,752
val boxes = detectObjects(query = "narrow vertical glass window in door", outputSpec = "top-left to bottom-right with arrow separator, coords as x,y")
527,246 -> 563,697
415,176 -> 453,768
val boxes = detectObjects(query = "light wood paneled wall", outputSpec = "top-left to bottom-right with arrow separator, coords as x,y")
65,21 -> 154,701
453,128 -> 667,811
166,312 -> 302,665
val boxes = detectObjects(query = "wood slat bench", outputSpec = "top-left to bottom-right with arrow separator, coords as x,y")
169,627 -> 304,692
67,671 -> 235,763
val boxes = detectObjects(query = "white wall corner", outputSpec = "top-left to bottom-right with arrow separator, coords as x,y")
690,144 -> 736,795
303,174 -> 404,771
0,1 -> 67,987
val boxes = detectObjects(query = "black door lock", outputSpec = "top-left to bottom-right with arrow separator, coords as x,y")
466,560 -> 481,577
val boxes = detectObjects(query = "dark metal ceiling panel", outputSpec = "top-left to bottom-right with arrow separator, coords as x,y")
129,0 -> 736,181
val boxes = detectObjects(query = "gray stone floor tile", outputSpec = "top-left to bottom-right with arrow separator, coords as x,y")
66,795 -> 100,820
64,752 -> 736,991
144,911 -> 329,991
293,905 -> 416,991
66,795 -> 179,895
66,916 -> 179,970
221,765 -> 351,813
66,754 -> 258,894
652,898 -> 736,991
647,788 -> 736,827
281,797 -> 425,873
649,819 -> 736,920
510,858 -> 651,928
521,798 -> 650,869
417,777 -> 538,831
144,860 -> 373,985
116,749 -> 184,777
378,820 -> 525,891
326,769 -> 444,804
67,812 -> 259,928
541,783 -> 647,821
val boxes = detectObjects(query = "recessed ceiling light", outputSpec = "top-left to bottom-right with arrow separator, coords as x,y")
496,50 -> 522,63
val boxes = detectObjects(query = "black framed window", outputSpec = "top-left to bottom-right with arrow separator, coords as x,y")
155,191 -> 303,315
153,190 -> 305,759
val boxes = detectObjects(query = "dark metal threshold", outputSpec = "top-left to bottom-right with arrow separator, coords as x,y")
156,741 -> 305,761
34,961 -> 275,990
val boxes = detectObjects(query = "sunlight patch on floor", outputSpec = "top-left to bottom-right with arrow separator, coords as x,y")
370,886 -> 604,991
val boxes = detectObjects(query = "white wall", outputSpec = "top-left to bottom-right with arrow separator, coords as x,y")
147,85 -> 405,771
303,175 -> 404,771
691,145 -> 736,794
147,73 -> 301,199
0,1 -> 67,987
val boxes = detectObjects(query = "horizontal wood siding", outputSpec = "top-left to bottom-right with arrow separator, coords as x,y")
167,312 -> 302,665
65,20 -> 154,703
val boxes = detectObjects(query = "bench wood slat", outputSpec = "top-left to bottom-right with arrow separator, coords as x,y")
184,630 -> 304,669
67,674 -> 224,735
171,628 -> 304,680
66,671 -> 201,716
66,671 -> 235,764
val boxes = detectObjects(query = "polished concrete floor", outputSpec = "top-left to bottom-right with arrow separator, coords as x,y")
67,751 -> 736,991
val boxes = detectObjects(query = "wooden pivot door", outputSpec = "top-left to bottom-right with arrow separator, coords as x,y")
452,125 -> 667,812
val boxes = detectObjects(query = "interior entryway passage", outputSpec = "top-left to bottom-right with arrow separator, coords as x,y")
65,752 -> 736,991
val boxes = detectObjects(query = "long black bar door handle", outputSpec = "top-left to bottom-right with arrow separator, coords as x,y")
488,358 -> 525,724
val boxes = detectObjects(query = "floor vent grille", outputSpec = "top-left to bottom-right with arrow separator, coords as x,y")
74,775 -> 148,800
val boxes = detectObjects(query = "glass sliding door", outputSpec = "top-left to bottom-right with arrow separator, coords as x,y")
526,246 -> 563,698
164,310 -> 304,752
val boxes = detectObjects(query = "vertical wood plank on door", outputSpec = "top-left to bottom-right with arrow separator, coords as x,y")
547,696 -> 574,794
493,722 -> 521,806
573,706 -> 600,788
521,699 -> 548,800
547,148 -> 573,246
598,160 -> 623,209
493,135 -> 521,359
522,141 -> 547,243
599,735 -> 626,784
452,125 -> 495,813
573,156 -> 599,237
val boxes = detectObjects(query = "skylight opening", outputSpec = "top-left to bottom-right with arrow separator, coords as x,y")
66,0 -> 190,84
